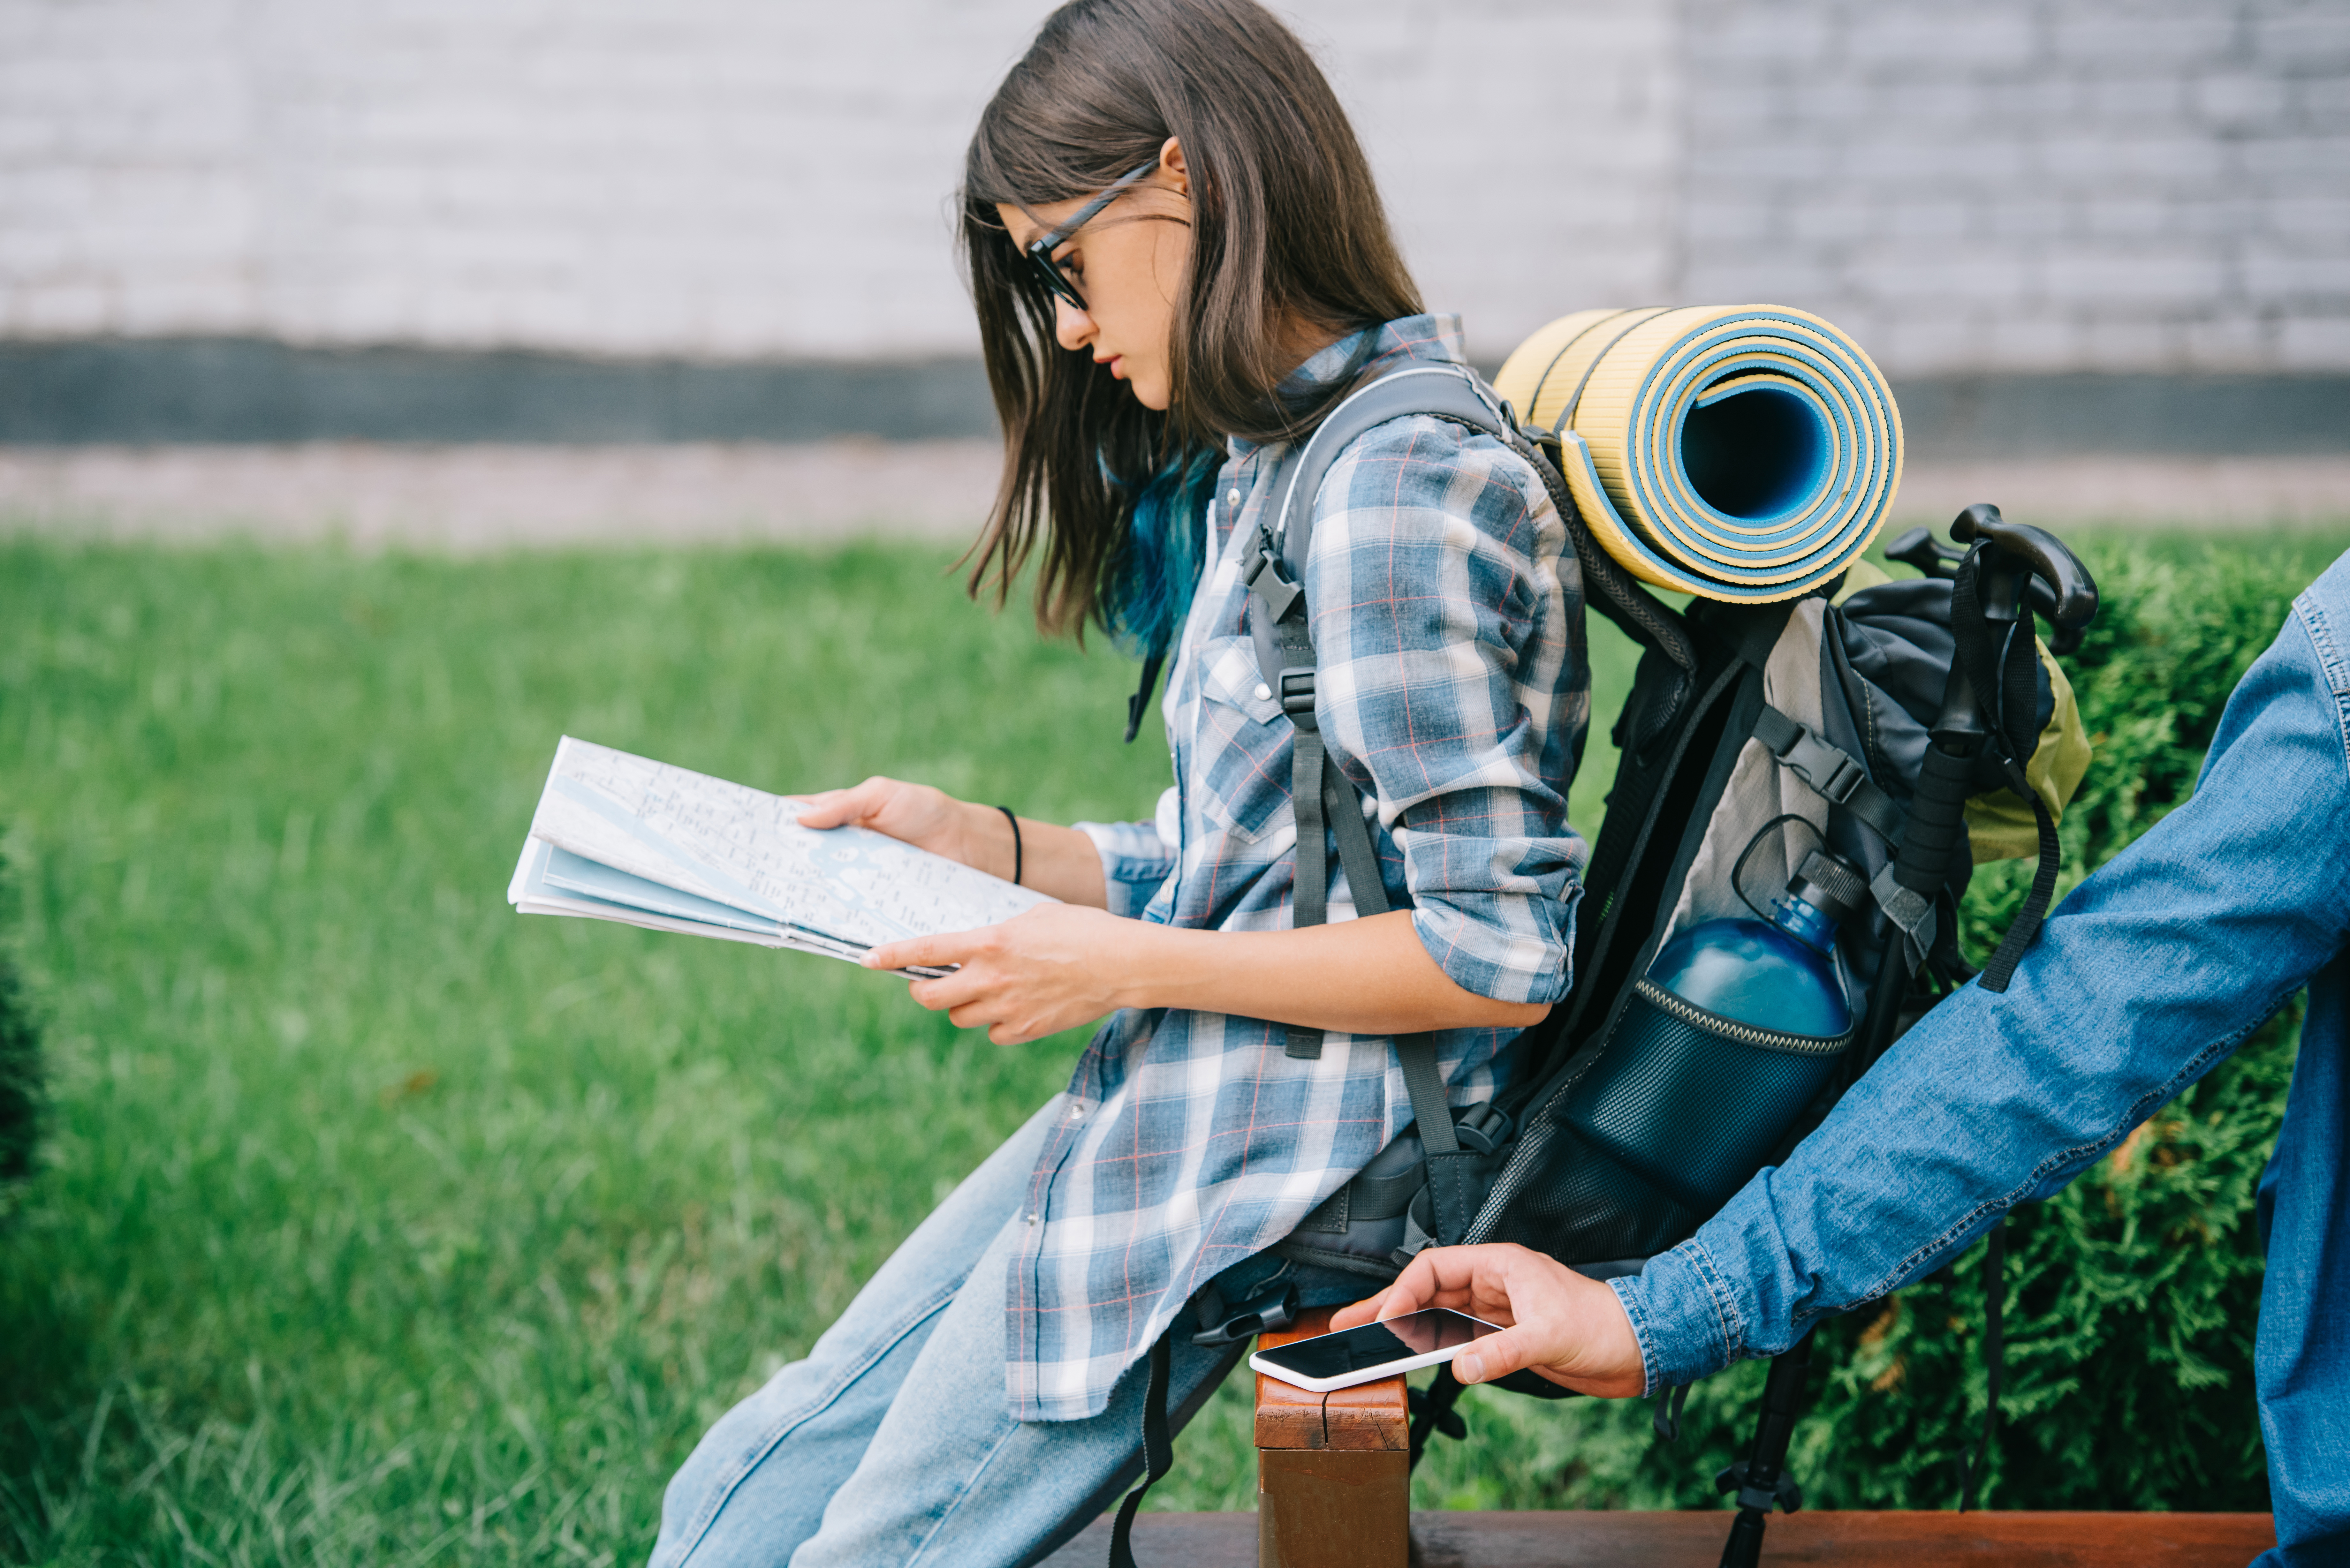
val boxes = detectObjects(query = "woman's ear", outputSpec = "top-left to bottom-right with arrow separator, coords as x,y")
1158,135 -> 1188,198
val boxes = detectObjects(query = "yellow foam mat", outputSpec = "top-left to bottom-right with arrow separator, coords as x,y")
1494,305 -> 1903,603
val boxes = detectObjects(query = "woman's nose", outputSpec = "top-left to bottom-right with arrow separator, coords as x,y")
1053,297 -> 1095,351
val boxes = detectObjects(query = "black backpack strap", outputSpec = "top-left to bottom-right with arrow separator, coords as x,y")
1950,554 -> 2060,993
1105,1331 -> 1174,1568
1409,1364 -> 1472,1469
1267,365 -> 1511,577
1122,649 -> 1166,745
1397,1032 -> 1474,1245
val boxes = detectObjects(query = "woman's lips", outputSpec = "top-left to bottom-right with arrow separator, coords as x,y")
1099,355 -> 1125,380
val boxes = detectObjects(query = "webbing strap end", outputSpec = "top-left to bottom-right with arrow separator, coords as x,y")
1869,864 -> 1938,973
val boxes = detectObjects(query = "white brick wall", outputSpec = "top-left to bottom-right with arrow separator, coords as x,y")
0,0 -> 1046,356
1679,0 -> 2350,374
1294,0 -> 1681,363
0,0 -> 1676,365
0,0 -> 2341,372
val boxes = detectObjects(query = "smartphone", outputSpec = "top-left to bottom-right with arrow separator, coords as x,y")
1247,1308 -> 1504,1394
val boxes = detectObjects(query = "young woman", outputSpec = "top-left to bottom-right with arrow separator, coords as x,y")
651,2 -> 1588,1563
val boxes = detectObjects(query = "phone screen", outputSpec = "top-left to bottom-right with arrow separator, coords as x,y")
1254,1309 -> 1501,1382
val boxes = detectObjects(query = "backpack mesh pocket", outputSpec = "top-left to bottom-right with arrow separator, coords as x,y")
1562,977 -> 1852,1213
1464,1111 -> 1706,1263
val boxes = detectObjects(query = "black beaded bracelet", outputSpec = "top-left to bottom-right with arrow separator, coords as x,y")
996,804 -> 1023,886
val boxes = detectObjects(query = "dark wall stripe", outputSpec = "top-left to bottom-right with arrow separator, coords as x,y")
1892,373 -> 2350,460
3,337 -> 2345,455
0,337 -> 999,444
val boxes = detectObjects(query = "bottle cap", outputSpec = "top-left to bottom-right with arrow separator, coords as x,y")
1788,849 -> 1868,922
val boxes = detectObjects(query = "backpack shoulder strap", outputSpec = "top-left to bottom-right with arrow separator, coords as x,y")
1242,365 -> 1505,687
1276,365 -> 1508,580
1246,360 -> 1697,720
1240,366 -> 1501,1069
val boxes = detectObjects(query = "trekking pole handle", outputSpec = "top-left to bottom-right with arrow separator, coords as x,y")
1948,505 -> 2099,632
1885,523 -> 2092,655
1884,526 -> 1967,579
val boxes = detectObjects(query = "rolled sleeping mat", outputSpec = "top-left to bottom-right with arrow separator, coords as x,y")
1494,305 -> 1903,603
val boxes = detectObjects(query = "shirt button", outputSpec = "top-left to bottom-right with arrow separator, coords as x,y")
1227,489 -> 1242,506
1026,1211 -> 1039,1226
1067,1103 -> 1085,1122
1254,682 -> 1272,701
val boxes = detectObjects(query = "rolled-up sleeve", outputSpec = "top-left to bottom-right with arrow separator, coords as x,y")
1074,791 -> 1179,919
1306,416 -> 1590,1005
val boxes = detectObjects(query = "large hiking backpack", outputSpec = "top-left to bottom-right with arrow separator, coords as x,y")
1107,351 -> 2098,1568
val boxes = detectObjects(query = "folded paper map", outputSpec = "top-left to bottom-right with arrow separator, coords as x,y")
509,737 -> 1053,974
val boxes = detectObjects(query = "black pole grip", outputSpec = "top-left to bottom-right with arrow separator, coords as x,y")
1894,743 -> 1978,895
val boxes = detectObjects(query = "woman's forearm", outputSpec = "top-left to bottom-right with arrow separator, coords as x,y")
1110,909 -> 1546,1035
864,832 -> 1546,1044
953,804 -> 1108,910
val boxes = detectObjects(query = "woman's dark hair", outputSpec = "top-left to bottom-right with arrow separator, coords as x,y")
961,0 -> 1422,647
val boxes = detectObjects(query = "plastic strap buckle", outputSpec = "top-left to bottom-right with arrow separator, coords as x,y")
1277,668 -> 1318,717
1187,1279 -> 1299,1348
1452,1100 -> 1514,1157
1756,706 -> 1904,843
1243,543 -> 1306,624
1772,721 -> 1868,806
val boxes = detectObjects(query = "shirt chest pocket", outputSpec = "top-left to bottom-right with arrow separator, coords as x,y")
1191,632 -> 1293,845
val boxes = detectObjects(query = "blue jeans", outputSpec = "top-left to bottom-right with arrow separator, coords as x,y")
650,1095 -> 1369,1568
1620,550 -> 2350,1564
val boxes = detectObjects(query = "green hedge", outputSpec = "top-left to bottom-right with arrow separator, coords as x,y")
0,849 -> 38,1215
1417,534 -> 2331,1514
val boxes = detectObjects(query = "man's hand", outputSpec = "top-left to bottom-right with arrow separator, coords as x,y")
1329,1243 -> 1647,1396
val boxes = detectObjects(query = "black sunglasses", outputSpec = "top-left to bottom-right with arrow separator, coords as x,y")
1024,159 -> 1162,310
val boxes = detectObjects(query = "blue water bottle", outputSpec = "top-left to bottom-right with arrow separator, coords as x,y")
1564,848 -> 1870,1215
1648,848 -> 1868,1038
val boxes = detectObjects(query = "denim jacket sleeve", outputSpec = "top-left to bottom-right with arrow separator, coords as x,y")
1615,560 -> 2350,1393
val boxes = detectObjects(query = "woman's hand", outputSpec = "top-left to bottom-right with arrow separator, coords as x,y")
795,776 -> 1000,870
865,903 -> 1141,1044
1328,1243 -> 1647,1397
796,777 -> 1111,908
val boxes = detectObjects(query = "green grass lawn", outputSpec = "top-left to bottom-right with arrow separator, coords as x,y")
0,539 -> 1645,1565
3,530 -> 2343,1564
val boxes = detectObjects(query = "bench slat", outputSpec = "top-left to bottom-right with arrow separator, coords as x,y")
1042,1511 -> 2279,1567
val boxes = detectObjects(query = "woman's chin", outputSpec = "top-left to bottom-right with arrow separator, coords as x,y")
1128,377 -> 1173,411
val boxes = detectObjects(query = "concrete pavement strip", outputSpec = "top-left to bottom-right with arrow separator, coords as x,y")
1,442 -> 2345,551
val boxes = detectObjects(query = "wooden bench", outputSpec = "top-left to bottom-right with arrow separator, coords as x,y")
1042,1305 -> 2277,1566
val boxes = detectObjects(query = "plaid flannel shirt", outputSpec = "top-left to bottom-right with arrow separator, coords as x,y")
1009,314 -> 1591,1421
